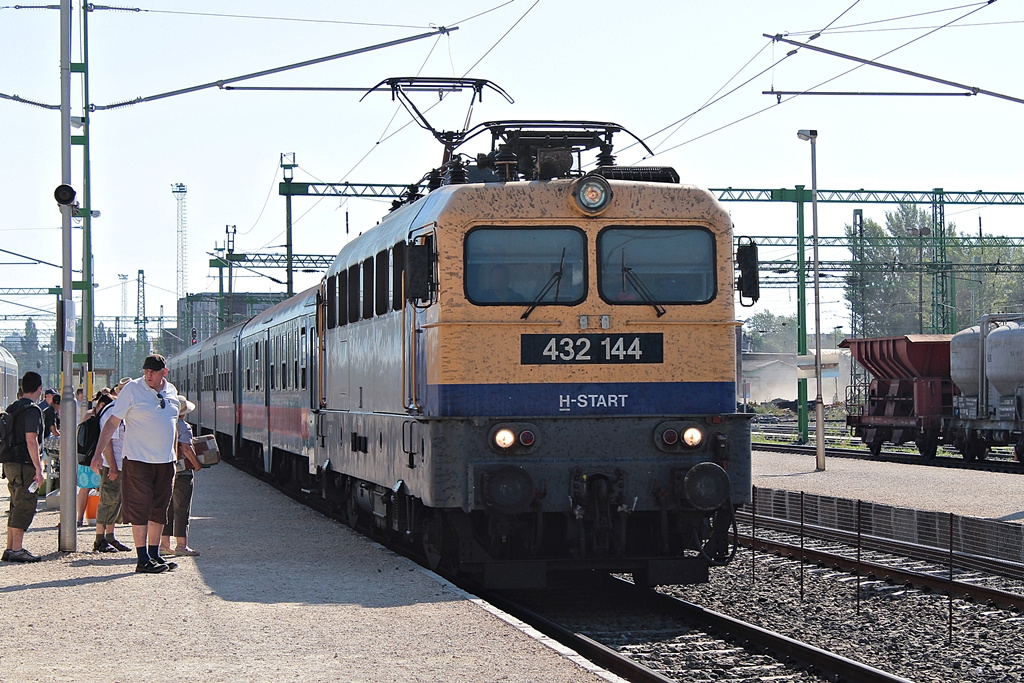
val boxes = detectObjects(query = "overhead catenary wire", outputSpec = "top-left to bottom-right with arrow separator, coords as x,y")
91,27 -> 455,111
626,1 -> 862,160
642,0 -> 998,160
281,1 -> 536,241
783,2 -> 992,36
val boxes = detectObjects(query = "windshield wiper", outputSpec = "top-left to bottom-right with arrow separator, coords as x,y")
621,250 -> 666,317
521,248 -> 566,320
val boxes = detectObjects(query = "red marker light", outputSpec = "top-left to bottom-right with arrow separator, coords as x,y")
519,430 -> 535,446
662,428 -> 679,445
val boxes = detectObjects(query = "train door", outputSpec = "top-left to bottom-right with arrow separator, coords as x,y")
403,228 -> 436,413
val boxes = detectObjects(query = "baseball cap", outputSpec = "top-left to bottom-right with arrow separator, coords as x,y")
142,354 -> 166,371
44,388 -> 58,396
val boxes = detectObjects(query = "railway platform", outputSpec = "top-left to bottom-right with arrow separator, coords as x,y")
0,465 -> 617,683
752,448 -> 1024,523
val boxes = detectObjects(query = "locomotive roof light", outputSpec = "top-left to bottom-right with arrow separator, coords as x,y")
572,175 -> 612,215
494,428 -> 516,449
682,426 -> 704,448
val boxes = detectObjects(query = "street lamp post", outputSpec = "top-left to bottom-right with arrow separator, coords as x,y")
798,129 -> 825,472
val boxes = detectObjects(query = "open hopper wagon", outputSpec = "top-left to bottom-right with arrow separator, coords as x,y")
840,335 -> 957,458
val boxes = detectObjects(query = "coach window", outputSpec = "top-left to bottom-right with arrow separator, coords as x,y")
597,227 -> 716,305
391,242 -> 405,311
348,265 -> 360,323
464,227 -> 586,305
326,275 -> 337,329
337,274 -> 348,327
362,257 -> 374,319
300,327 -> 307,389
375,250 -> 388,315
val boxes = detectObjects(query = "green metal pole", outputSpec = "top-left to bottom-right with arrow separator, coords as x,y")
81,3 -> 94,401
796,186 -> 809,444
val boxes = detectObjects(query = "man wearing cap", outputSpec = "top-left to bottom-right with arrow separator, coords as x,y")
41,388 -> 60,438
92,355 -> 181,574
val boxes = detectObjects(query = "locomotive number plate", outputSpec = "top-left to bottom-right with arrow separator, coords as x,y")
521,333 -> 663,365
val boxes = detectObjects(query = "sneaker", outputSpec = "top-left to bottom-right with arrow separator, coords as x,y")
106,538 -> 131,552
135,559 -> 169,574
1,549 -> 10,562
174,547 -> 200,557
93,539 -> 118,553
5,549 -> 42,563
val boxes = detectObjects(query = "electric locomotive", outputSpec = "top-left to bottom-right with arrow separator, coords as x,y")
170,118 -> 761,588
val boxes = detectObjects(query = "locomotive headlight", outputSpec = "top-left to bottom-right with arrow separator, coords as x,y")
682,426 -> 704,448
494,428 -> 516,449
573,175 -> 612,214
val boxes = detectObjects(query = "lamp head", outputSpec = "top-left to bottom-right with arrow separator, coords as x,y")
54,184 -> 77,206
797,129 -> 817,141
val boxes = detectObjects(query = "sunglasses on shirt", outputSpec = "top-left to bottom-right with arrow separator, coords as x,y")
156,392 -> 165,409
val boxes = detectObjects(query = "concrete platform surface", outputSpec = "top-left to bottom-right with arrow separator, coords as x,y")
1,464 -> 616,683
753,449 -> 1024,523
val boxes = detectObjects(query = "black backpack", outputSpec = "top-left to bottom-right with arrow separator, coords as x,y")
77,402 -> 112,466
0,401 -> 31,464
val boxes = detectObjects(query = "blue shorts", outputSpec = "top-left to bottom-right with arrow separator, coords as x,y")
77,463 -> 101,489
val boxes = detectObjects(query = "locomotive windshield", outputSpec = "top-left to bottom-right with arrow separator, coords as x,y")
465,227 -> 586,305
598,227 -> 716,305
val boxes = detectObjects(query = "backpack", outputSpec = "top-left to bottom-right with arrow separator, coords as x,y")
77,402 -> 112,466
0,402 -> 30,464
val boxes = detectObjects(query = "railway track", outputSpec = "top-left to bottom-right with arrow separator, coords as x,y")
737,510 -> 1024,611
485,573 -> 911,683
754,440 -> 1024,474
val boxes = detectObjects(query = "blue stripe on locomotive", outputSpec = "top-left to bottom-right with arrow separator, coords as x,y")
423,381 -> 736,417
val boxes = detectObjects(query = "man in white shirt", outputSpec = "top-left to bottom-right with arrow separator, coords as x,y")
93,354 -> 181,574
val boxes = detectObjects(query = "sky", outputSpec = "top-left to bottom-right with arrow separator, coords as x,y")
1,0 -> 1022,339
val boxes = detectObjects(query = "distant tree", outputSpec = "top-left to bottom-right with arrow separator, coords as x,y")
845,204 -> 937,336
744,311 -> 798,353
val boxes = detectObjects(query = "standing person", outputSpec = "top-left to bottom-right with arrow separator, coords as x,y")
92,355 -> 180,574
42,391 -> 60,438
160,397 -> 202,557
76,392 -> 103,525
2,372 -> 46,563
89,388 -> 130,552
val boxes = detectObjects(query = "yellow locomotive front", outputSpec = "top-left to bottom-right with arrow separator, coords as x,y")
405,149 -> 756,586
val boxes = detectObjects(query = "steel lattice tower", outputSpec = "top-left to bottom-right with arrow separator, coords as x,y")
135,269 -> 148,355
172,183 -> 188,302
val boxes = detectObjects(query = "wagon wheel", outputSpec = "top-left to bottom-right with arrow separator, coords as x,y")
915,437 -> 938,460
867,441 -> 883,457
422,514 -> 459,577
1015,442 -> 1024,464
961,442 -> 987,462
343,479 -> 360,529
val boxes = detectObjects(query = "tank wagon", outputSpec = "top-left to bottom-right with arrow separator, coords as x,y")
843,313 -> 1024,461
169,119 -> 761,588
